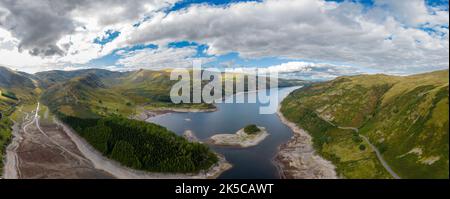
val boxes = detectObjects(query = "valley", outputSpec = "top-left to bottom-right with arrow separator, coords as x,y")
0,5 -> 448,199
0,65 -> 299,179
0,65 -> 448,179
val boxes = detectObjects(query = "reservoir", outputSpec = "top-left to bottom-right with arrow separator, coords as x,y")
148,87 -> 300,179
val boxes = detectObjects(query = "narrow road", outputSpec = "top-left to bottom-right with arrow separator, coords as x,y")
315,112 -> 401,179
337,126 -> 400,179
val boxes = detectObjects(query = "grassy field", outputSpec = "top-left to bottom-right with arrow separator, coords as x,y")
281,70 -> 449,179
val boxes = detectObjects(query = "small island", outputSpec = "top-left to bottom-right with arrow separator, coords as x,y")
208,125 -> 269,148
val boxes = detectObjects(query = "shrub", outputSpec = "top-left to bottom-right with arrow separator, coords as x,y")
359,144 -> 366,151
1,90 -> 18,100
244,124 -> 261,134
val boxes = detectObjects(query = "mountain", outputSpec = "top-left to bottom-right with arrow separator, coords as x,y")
280,70 -> 449,179
0,66 -> 34,89
35,69 -> 124,88
40,68 -> 304,118
0,66 -> 39,103
38,69 -> 208,118
40,69 -> 194,118
0,66 -> 39,121
40,73 -> 132,118
114,69 -> 175,104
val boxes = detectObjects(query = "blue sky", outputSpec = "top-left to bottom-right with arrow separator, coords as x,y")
94,30 -> 121,46
327,0 -> 449,8
169,0 -> 262,11
0,0 -> 448,79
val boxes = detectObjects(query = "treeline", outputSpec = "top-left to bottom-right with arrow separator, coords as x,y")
1,90 -> 18,100
59,114 -> 218,173
244,124 -> 261,134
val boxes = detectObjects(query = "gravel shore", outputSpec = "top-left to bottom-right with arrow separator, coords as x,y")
132,107 -> 217,121
274,108 -> 338,179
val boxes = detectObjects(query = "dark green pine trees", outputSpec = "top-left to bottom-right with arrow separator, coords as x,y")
60,114 -> 218,173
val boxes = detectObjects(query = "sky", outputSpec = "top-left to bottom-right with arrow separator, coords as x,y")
0,0 -> 448,80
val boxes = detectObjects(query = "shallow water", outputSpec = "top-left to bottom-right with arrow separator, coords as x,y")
148,87 -> 300,179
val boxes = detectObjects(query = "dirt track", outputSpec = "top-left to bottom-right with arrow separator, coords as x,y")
3,103 -> 114,179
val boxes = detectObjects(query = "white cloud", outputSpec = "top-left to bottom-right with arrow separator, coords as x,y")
233,61 -> 364,80
117,46 -> 214,70
256,62 -> 315,74
0,27 -> 57,73
0,0 -> 178,57
374,0 -> 429,26
374,0 -> 449,27
124,0 -> 449,72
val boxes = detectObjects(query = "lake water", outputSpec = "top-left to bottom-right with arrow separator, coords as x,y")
148,87 -> 300,179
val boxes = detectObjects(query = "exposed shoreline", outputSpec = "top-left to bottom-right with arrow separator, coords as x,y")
56,118 -> 232,179
274,107 -> 338,179
153,107 -> 218,113
133,107 -> 217,121
208,127 -> 269,148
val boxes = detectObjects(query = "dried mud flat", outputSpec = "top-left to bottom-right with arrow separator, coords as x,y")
3,105 -> 113,179
133,107 -> 217,122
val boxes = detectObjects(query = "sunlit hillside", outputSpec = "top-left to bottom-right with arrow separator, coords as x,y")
281,70 -> 449,179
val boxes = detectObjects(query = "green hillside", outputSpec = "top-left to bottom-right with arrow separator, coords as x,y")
40,73 -> 134,118
40,70 -> 213,118
1,65 -> 39,128
281,70 -> 449,179
0,66 -> 40,102
114,69 -> 177,105
35,68 -> 124,88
